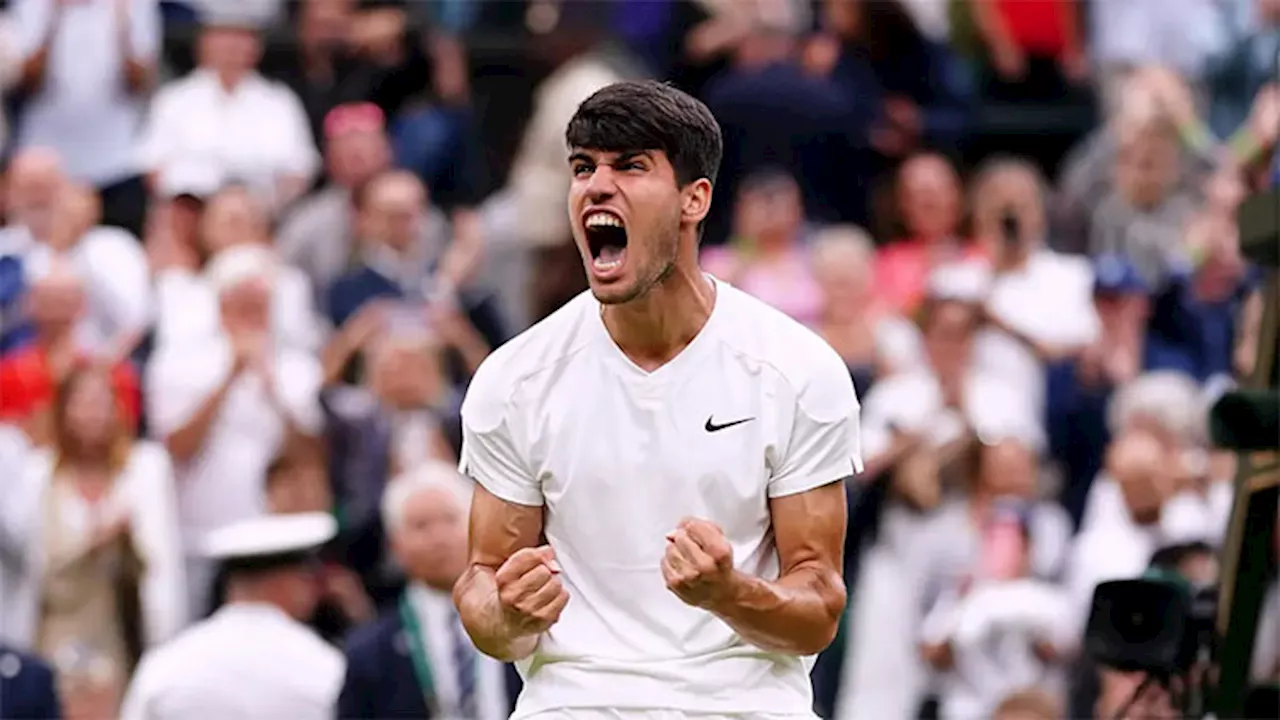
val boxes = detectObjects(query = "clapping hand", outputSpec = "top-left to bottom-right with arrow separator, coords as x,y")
662,518 -> 736,609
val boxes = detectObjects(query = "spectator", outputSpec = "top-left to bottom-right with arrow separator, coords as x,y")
324,325 -> 463,601
337,462 -> 518,719
276,102 -> 395,300
119,513 -> 344,720
324,169 -> 504,366
10,0 -> 160,237
2,365 -> 184,718
808,223 -> 917,395
701,170 -> 821,324
146,246 -> 325,619
0,266 -> 142,443
969,156 -> 1099,419
872,153 -> 983,316
153,185 -> 320,351
136,9 -> 319,216
1207,1 -> 1280,140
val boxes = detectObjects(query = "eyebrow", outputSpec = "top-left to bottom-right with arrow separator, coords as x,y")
567,150 -> 653,165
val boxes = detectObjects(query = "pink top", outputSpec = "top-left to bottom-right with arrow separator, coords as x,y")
872,237 -> 988,315
702,245 -> 824,325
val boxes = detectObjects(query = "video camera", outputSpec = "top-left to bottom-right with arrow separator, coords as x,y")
1084,572 -> 1217,678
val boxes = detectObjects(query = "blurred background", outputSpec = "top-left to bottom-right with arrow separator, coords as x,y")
0,0 -> 1275,718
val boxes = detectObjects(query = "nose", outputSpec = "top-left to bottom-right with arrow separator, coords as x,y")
583,165 -> 618,203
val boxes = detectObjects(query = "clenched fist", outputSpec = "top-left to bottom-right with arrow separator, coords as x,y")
495,545 -> 570,636
662,517 -> 736,609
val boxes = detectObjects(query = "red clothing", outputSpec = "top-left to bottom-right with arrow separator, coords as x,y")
996,0 -> 1070,59
873,238 -> 988,316
0,347 -> 140,429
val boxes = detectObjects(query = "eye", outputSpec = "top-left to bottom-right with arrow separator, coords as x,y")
571,163 -> 594,177
620,161 -> 645,172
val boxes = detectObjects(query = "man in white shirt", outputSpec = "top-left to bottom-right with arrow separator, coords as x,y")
146,245 -> 325,618
136,8 -> 319,216
120,512 -> 345,720
453,80 -> 862,719
339,461 -> 517,719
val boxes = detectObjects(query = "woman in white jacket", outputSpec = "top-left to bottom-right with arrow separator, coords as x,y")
0,364 -> 186,714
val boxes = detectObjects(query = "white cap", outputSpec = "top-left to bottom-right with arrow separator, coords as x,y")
204,244 -> 277,294
202,512 -> 337,562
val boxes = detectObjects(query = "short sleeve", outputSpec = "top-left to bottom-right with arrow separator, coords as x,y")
768,347 -> 863,498
457,359 -> 542,507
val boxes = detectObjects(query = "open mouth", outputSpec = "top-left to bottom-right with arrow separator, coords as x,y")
584,210 -> 628,276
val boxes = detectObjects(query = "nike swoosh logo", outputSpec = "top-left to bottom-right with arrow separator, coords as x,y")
705,416 -> 754,433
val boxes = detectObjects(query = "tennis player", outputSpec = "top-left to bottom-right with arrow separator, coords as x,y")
453,80 -> 862,719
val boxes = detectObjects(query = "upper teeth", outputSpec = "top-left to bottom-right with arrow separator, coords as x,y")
585,212 -> 622,228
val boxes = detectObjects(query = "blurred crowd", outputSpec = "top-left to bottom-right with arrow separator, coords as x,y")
0,0 -> 1276,718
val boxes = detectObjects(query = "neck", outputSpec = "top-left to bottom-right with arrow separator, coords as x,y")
602,258 -> 715,369
214,68 -> 246,92
62,445 -> 112,469
36,326 -> 73,350
226,579 -> 298,618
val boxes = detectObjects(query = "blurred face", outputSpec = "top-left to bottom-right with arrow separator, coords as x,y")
219,279 -> 271,333
1116,132 -> 1179,210
823,0 -> 861,37
326,130 -> 391,189
733,180 -> 803,248
568,148 -> 710,305
63,371 -> 118,450
978,440 -> 1038,499
368,339 -> 444,407
299,0 -> 355,46
279,565 -> 324,620
200,189 -> 267,255
363,174 -> 426,252
6,153 -> 65,239
897,155 -> 961,241
48,184 -> 101,251
813,242 -> 872,313
922,300 -> 976,381
198,27 -> 262,77
390,485 -> 470,589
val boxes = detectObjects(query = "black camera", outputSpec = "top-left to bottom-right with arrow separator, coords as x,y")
1084,573 -> 1217,675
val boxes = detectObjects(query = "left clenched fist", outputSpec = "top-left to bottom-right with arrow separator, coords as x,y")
661,517 -> 736,609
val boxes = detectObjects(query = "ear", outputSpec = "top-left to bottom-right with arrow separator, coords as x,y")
681,178 -> 714,226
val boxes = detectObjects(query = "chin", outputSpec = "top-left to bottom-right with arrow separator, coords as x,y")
589,279 -> 646,306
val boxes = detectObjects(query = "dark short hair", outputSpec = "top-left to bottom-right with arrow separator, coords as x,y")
565,80 -> 723,188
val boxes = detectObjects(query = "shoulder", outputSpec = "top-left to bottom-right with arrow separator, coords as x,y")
463,292 -> 595,428
717,284 -> 855,410
123,442 -> 174,483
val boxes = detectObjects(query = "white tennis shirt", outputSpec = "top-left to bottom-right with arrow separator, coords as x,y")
458,278 -> 862,717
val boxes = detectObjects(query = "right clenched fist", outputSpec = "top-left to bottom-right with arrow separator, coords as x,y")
495,545 -> 569,635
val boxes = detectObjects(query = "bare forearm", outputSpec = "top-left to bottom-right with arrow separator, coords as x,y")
709,565 -> 846,656
453,565 -> 539,662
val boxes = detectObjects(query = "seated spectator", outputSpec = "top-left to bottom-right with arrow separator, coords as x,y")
324,322 -> 463,601
153,185 -> 321,351
1065,371 -> 1229,634
324,170 -> 504,371
873,153 -> 984,316
337,462 -> 518,719
0,266 -> 141,443
969,156 -> 1099,419
1088,112 -> 1199,288
23,180 -> 152,364
146,246 -> 325,620
136,8 -> 319,216
276,103 -> 396,301
10,0 -> 159,237
809,224 -> 917,394
919,499 -> 1074,720
2,365 -> 185,718
701,170 -> 821,324
0,148 -> 68,353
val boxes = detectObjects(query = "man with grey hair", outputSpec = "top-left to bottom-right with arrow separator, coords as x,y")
337,461 -> 517,719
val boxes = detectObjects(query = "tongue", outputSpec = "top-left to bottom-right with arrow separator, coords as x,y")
597,244 -> 626,265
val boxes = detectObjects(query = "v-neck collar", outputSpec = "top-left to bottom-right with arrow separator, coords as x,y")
591,275 -> 725,387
